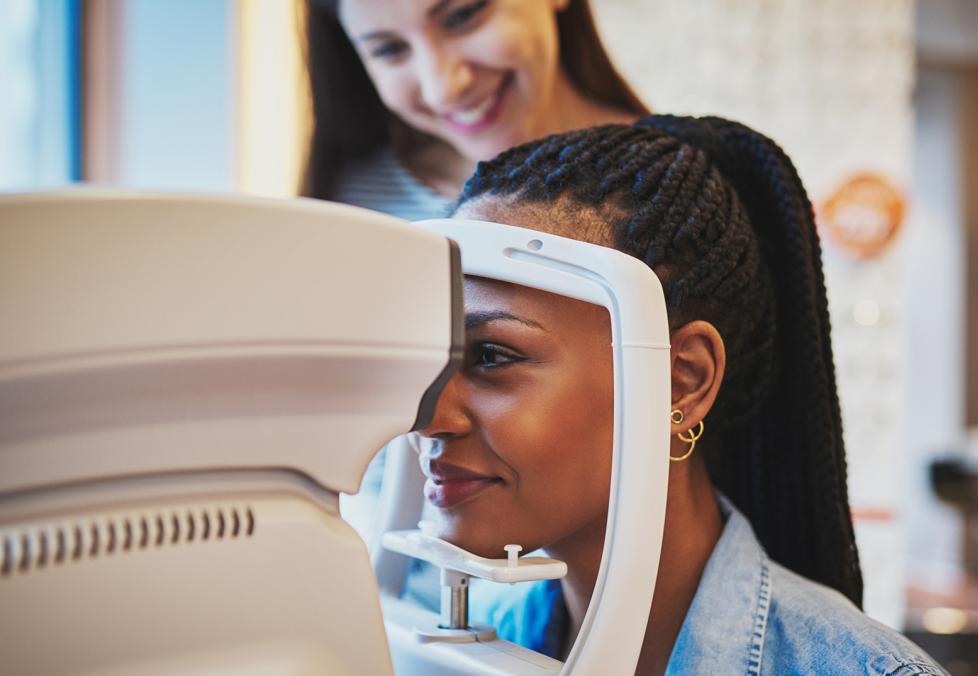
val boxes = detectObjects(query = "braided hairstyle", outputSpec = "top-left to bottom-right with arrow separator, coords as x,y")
454,115 -> 863,607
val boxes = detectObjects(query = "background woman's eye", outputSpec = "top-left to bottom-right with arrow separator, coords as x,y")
442,0 -> 489,31
370,40 -> 408,59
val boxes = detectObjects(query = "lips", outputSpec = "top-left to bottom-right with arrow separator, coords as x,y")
424,459 -> 502,509
442,73 -> 513,134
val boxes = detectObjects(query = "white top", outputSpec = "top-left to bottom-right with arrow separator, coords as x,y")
330,146 -> 453,221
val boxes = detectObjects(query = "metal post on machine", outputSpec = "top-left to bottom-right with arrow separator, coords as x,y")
440,568 -> 470,630
383,526 -> 563,644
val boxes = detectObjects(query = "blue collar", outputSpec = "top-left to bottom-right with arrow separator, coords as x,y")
476,495 -> 772,668
478,496 -> 945,674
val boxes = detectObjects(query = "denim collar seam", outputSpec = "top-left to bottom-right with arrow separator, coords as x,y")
745,554 -> 772,676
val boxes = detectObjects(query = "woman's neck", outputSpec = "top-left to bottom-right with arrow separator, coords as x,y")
545,68 -> 639,138
547,514 -> 606,656
635,461 -> 723,674
550,460 -> 723,673
401,139 -> 475,198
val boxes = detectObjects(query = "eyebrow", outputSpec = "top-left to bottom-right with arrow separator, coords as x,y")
358,27 -> 396,43
465,310 -> 547,331
358,0 -> 453,42
426,0 -> 453,18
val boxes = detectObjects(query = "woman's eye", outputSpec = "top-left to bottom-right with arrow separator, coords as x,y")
470,344 -> 522,370
370,40 -> 408,60
442,0 -> 489,31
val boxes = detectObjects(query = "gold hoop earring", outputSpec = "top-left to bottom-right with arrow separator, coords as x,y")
670,409 -> 684,425
670,413 -> 704,463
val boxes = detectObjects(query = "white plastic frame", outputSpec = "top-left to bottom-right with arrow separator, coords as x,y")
378,219 -> 673,675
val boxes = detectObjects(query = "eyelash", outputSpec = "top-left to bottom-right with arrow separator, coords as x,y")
371,41 -> 407,59
469,343 -> 524,370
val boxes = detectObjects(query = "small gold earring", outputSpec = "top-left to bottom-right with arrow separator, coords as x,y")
670,409 -> 703,462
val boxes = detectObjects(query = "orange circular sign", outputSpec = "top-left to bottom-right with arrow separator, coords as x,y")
819,173 -> 905,259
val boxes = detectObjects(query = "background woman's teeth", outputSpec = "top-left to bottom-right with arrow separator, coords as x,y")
450,94 -> 495,125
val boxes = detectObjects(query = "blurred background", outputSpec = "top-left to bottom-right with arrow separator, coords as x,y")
1,0 -> 976,670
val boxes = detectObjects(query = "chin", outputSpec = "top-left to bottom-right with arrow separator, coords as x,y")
434,517 -> 515,560
458,128 -> 528,164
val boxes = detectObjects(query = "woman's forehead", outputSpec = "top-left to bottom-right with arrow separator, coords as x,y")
463,277 -> 609,330
463,277 -> 539,310
338,0 -> 423,32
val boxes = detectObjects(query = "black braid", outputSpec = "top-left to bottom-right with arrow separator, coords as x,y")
455,115 -> 863,607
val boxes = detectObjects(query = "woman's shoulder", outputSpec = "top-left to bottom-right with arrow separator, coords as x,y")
764,561 -> 947,676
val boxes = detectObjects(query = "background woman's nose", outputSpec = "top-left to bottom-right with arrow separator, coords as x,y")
414,44 -> 475,112
417,372 -> 472,439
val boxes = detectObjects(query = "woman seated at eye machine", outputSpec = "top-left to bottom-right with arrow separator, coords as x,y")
0,117 -> 947,675
389,115 -> 946,675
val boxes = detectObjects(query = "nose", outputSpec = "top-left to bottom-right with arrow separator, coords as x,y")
417,372 -> 473,440
414,43 -> 475,113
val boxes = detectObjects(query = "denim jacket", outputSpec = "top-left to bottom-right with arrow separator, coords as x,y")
473,497 -> 947,675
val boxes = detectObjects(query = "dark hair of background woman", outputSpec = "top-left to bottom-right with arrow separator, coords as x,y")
300,0 -> 648,198
453,115 -> 864,608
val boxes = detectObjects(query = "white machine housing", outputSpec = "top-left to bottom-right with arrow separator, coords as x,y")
0,191 -> 462,676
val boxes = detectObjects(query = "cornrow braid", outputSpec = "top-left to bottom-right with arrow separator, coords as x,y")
455,115 -> 863,608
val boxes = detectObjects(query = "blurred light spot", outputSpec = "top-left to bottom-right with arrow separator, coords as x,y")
853,299 -> 881,327
922,607 -> 968,634
238,0 -> 308,196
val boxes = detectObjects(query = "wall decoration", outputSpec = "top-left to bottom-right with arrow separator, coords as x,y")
819,173 -> 907,259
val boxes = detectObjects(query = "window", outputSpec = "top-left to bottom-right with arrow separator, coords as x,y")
0,0 -> 81,191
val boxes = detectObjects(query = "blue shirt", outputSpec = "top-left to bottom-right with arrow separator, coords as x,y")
474,497 -> 947,675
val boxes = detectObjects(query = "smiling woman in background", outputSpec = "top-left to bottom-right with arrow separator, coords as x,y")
301,0 -> 647,218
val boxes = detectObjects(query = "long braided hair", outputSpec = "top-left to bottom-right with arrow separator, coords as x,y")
454,115 -> 863,607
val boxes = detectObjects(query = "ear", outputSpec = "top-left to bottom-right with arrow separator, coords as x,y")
669,320 -> 725,434
551,0 -> 572,12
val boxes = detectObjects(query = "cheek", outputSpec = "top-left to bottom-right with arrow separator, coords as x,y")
482,368 -> 614,524
467,13 -> 557,86
364,65 -> 416,117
